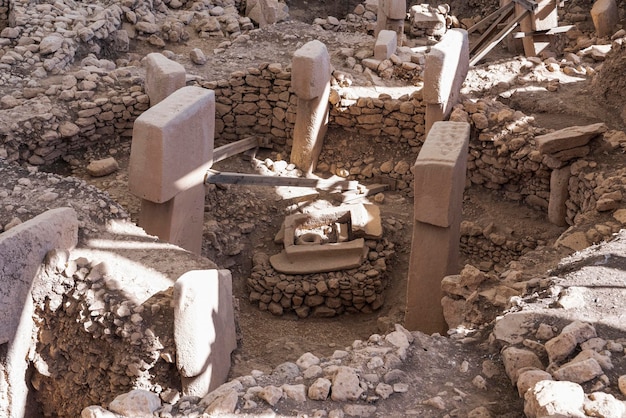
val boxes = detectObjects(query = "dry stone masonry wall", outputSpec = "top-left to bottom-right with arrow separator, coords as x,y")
247,238 -> 394,318
31,252 -> 179,418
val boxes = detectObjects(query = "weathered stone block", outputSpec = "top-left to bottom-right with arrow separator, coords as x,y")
374,30 -> 397,60
174,269 -> 237,397
591,0 -> 618,38
129,86 -> 215,204
291,40 -> 331,100
424,29 -> 469,132
0,207 -> 78,344
413,121 -> 470,228
404,220 -> 461,334
144,53 -> 186,106
381,0 -> 406,20
548,166 -> 570,227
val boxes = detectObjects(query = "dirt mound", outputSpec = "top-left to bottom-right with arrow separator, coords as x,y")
592,38 -> 626,119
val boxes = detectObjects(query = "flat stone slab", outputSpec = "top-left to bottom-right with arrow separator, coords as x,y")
535,123 -> 607,154
270,240 -> 366,274
0,207 -> 78,344
270,204 -> 380,274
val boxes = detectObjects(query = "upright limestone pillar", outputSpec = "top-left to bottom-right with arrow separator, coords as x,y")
144,52 -> 186,106
290,40 -> 331,174
375,0 -> 406,45
424,29 -> 469,135
173,269 -> 237,397
129,86 -> 215,254
405,121 -> 470,334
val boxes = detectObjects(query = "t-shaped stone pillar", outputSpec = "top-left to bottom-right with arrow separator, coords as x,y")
424,29 -> 469,135
404,121 -> 470,334
375,0 -> 406,45
129,86 -> 215,254
290,40 -> 331,174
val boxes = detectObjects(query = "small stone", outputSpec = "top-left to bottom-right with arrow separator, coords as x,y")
108,389 -> 161,416
308,378 -> 331,400
501,347 -> 544,385
190,48 -> 207,65
423,396 -> 446,410
331,366 -> 363,401
618,375 -> 626,395
375,383 -> 393,399
342,405 -> 376,417
281,384 -> 306,402
297,352 -> 321,370
258,385 -> 282,406
86,157 -> 119,177
552,358 -> 604,383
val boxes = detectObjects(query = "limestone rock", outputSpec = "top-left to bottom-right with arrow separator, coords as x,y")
517,369 -> 553,397
501,347 -> 544,385
535,123 -> 607,154
190,48 -> 207,65
86,157 -> 119,177
331,366 -> 363,401
308,378 -> 331,400
584,392 -> 626,417
39,34 -> 64,55
591,0 -> 618,38
524,380 -> 585,417
108,389 -> 161,417
552,358 -> 604,384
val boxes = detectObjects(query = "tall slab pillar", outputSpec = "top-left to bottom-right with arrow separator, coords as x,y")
290,40 -> 331,174
405,121 -> 470,334
424,29 -> 469,135
129,86 -> 215,254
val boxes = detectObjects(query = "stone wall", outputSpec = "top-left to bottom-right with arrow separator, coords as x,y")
247,238 -> 393,317
0,0 -> 7,23
198,64 -> 296,144
4,58 -> 624,235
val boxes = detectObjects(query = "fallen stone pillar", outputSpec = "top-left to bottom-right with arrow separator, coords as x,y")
591,0 -> 618,38
290,40 -> 331,174
405,121 -> 470,334
144,53 -> 186,107
375,0 -> 406,44
424,29 -> 469,135
173,269 -> 237,397
129,86 -> 215,254
0,208 -> 79,418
